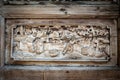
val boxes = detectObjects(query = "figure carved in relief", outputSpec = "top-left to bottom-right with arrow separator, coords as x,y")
12,24 -> 110,60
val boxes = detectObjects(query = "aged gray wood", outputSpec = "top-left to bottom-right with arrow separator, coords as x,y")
3,67 -> 44,80
3,0 -> 119,5
117,18 -> 120,67
0,15 -> 5,67
0,5 -> 119,18
44,70 -> 120,80
1,66 -> 120,80
0,1 -> 119,80
0,0 -> 3,7
4,19 -> 117,66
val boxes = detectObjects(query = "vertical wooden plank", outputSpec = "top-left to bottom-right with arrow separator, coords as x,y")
118,18 -> 120,67
0,0 -> 3,7
0,68 -> 4,80
0,16 -> 5,67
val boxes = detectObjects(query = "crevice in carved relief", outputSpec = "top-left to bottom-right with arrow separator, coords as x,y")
12,24 -> 110,61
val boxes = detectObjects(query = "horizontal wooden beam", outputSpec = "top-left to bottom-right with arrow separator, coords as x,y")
0,5 -> 119,18
0,66 -> 120,80
3,0 -> 119,5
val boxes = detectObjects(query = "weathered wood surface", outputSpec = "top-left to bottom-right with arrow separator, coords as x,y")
3,0 -> 119,5
0,4 -> 119,18
0,16 -> 4,67
4,19 -> 117,66
0,0 -> 3,7
3,0 -> 118,4
0,66 -> 120,80
118,18 -> 120,66
0,1 -> 119,80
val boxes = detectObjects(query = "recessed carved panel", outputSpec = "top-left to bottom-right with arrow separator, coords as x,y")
5,19 -> 117,66
12,24 -> 110,60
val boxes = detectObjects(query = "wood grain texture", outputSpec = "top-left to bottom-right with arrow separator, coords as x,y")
0,1 -> 119,80
0,16 -> 5,67
118,18 -> 120,67
0,0 -> 3,7
0,5 -> 119,18
3,0 -> 118,4
44,69 -> 120,80
0,66 -> 120,80
4,19 -> 117,66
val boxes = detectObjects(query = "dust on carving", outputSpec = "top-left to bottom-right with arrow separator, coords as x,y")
12,24 -> 110,61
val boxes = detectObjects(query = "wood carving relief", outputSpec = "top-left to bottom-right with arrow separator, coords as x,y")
12,24 -> 110,60
5,19 -> 117,66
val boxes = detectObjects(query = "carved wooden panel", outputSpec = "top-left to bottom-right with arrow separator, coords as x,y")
5,19 -> 117,66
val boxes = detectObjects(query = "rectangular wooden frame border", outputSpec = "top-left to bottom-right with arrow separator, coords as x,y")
3,19 -> 117,67
0,1 -> 120,67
